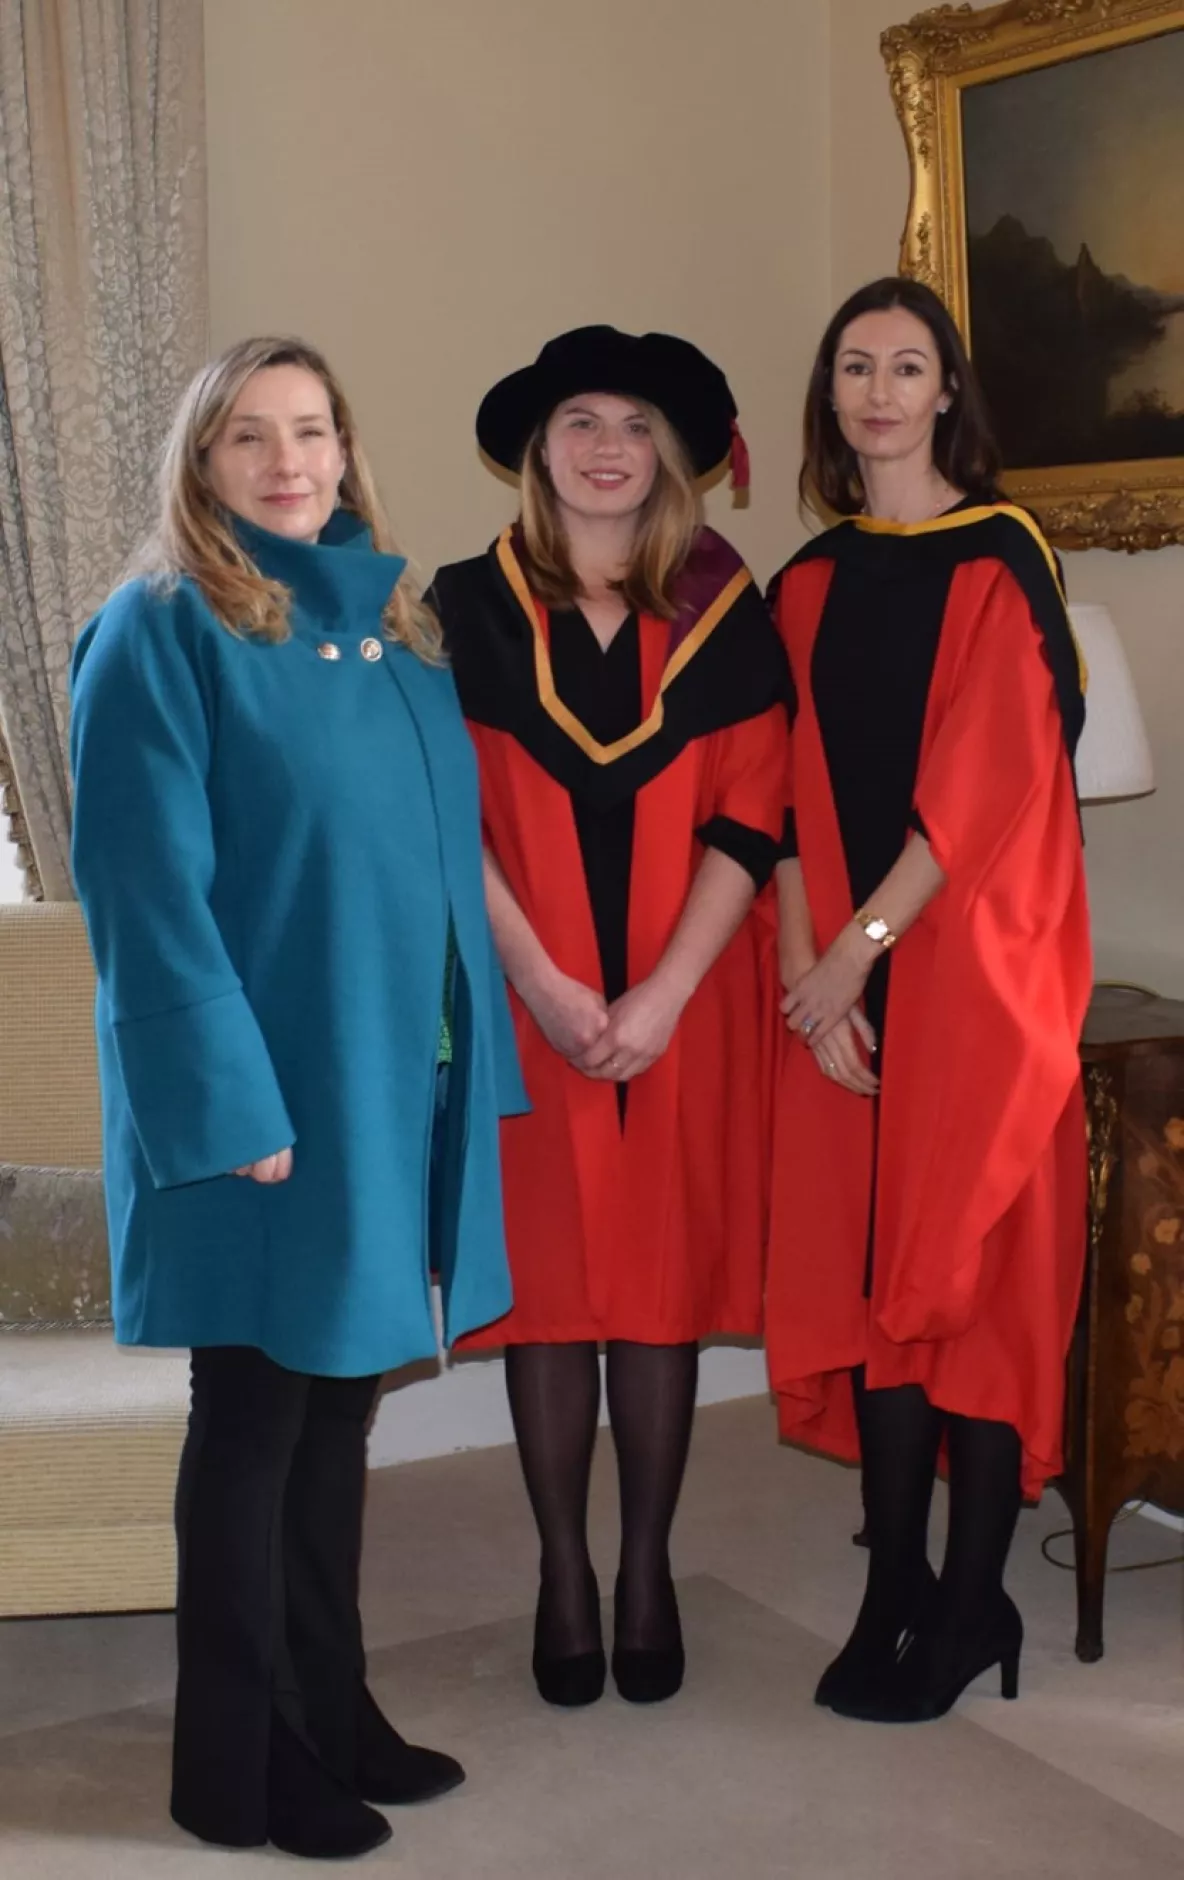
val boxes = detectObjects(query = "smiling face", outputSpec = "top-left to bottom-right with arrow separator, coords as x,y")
541,392 -> 660,525
205,363 -> 347,542
831,306 -> 952,473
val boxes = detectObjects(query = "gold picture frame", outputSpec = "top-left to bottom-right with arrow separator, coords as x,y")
883,1 -> 1184,551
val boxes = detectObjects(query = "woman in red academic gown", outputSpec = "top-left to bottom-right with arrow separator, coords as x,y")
431,326 -> 789,1708
765,278 -> 1090,1723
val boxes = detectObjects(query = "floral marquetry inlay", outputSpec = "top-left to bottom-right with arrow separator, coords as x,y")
1123,1115 -> 1184,1460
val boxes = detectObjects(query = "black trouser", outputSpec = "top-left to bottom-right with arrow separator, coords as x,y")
171,1346 -> 380,1844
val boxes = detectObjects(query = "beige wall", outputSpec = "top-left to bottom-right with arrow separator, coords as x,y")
205,0 -> 1182,995
204,0 -> 831,589
832,0 -> 1184,997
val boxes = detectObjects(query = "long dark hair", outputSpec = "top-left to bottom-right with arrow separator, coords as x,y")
800,276 -> 1003,521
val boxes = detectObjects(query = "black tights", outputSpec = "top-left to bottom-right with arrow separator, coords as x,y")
504,1340 -> 699,1658
851,1370 -> 1023,1641
172,1347 -> 379,1845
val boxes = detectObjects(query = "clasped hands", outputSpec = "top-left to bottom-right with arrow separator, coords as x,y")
780,925 -> 880,1099
527,960 -> 686,1082
225,963 -> 680,1182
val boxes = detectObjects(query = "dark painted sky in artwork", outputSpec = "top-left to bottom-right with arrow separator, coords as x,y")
962,29 -> 1184,294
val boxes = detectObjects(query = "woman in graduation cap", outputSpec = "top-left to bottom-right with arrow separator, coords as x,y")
764,277 -> 1091,1724
431,326 -> 790,1709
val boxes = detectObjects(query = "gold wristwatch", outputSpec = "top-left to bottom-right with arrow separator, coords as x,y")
855,908 -> 897,950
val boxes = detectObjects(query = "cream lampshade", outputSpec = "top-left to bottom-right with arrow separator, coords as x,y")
1068,604 -> 1155,803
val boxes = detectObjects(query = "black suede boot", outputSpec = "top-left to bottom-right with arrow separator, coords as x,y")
862,1590 -> 1023,1722
847,1412 -> 1027,1723
817,1378 -> 943,1716
815,1559 -> 938,1710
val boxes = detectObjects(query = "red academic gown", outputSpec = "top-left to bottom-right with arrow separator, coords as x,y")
764,503 -> 1092,1495
432,525 -> 791,1346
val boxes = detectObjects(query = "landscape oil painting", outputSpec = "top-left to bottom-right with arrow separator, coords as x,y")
883,0 -> 1184,551
962,28 -> 1184,473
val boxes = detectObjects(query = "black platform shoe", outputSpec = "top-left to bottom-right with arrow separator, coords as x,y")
815,1559 -> 938,1712
530,1566 -> 607,1707
611,1575 -> 685,1705
830,1592 -> 1023,1724
267,1711 -> 393,1860
354,1684 -> 466,1805
532,1644 -> 608,1707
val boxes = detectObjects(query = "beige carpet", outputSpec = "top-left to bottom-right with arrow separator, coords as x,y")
2,1398 -> 1183,1875
2,1577 -> 1182,1879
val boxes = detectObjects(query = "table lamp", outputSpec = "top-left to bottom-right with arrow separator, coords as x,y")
1069,603 -> 1155,803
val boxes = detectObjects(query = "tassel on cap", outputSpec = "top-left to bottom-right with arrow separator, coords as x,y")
729,419 -> 750,494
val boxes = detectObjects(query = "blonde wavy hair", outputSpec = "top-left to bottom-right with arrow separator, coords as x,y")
135,336 -> 443,662
518,398 -> 700,620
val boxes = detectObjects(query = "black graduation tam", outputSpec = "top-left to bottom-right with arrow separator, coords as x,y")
476,324 -> 747,484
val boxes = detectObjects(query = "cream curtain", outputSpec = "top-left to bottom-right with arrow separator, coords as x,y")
0,0 -> 207,899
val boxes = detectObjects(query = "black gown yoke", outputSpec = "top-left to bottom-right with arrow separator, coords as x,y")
549,607 -> 640,1008
810,525 -> 957,1043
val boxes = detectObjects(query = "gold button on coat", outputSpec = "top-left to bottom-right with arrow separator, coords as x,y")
316,642 -> 341,661
360,637 -> 383,662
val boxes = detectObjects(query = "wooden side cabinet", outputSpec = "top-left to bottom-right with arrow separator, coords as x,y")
1058,986 -> 1184,1662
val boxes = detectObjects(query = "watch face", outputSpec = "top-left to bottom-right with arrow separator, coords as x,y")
864,917 -> 890,943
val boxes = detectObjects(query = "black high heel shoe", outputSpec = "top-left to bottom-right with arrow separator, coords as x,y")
531,1567 -> 607,1708
611,1574 -> 685,1705
533,1644 -> 608,1708
830,1592 -> 1024,1724
814,1559 -> 938,1712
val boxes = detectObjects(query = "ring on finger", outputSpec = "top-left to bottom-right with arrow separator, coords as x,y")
802,1017 -> 818,1038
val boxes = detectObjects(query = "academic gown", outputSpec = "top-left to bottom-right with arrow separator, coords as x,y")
432,525 -> 791,1345
763,502 -> 1091,1494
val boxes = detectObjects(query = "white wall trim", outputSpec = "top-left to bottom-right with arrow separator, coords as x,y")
369,1312 -> 769,1468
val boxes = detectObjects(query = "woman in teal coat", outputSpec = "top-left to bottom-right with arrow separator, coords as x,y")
70,336 -> 526,1862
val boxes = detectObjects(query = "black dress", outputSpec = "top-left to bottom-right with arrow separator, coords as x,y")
549,607 -> 640,1010
808,525 -> 952,1047
804,513 -> 968,1291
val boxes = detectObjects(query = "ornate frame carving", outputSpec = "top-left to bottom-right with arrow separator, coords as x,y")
882,1 -> 1184,551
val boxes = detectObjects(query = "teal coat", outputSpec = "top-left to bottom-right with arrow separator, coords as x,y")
70,511 -> 527,1376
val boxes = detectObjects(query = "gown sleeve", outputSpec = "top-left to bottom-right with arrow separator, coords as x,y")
881,559 -> 1090,1342
694,703 -> 792,888
913,564 -> 1080,879
70,582 -> 295,1190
